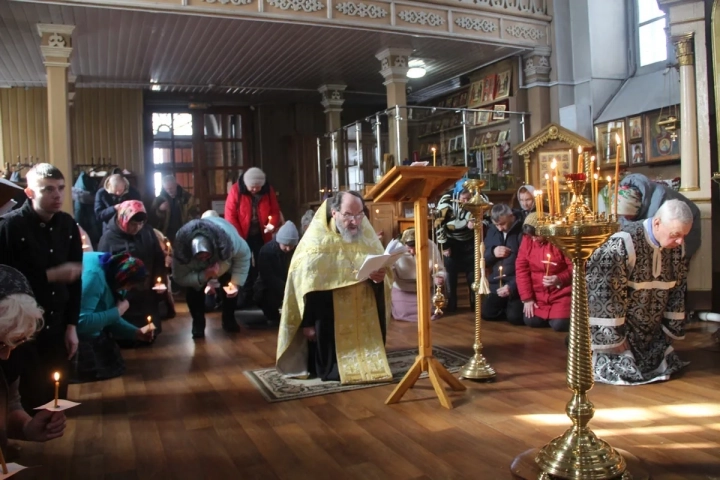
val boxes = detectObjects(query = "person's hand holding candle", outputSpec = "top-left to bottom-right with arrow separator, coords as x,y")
264,215 -> 275,234
224,281 -> 239,298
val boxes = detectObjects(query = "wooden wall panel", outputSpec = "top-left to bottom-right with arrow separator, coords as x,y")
0,88 -> 49,166
71,88 -> 144,176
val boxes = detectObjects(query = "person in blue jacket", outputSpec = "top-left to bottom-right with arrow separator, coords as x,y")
73,252 -> 154,383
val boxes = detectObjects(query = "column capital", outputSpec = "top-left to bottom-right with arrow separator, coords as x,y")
37,24 -> 75,67
318,84 -> 346,113
376,47 -> 412,84
523,45 -> 551,84
672,33 -> 695,66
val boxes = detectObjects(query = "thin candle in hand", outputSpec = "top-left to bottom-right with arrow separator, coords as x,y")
53,372 -> 60,408
545,253 -> 551,276
498,265 -> 504,288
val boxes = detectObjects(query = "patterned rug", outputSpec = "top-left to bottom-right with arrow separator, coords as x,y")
244,346 -> 469,403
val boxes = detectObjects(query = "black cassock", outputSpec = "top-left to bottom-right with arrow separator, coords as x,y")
301,281 -> 387,381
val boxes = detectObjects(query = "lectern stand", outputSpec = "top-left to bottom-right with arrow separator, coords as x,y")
367,166 -> 468,409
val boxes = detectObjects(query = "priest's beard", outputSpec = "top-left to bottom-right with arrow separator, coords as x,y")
337,222 -> 363,243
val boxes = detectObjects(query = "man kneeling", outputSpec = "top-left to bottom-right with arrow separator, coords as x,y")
276,191 -> 392,384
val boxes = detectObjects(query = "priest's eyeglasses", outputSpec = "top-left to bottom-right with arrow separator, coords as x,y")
341,212 -> 365,221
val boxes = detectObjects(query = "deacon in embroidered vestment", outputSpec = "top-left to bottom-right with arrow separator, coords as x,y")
276,191 -> 392,385
587,199 -> 693,385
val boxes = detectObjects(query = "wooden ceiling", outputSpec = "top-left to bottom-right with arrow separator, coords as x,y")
0,0 -> 526,103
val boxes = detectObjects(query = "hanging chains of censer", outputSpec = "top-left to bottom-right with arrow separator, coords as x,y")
429,203 -> 446,315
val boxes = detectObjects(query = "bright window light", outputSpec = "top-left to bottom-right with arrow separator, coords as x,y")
638,0 -> 664,23
639,17 -> 667,66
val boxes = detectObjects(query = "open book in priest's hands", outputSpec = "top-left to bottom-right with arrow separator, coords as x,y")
355,244 -> 408,281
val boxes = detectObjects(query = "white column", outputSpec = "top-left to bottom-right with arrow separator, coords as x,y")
376,48 -> 412,166
318,84 -> 347,190
674,33 -> 699,192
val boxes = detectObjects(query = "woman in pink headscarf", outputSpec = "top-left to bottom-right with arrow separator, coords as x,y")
98,200 -> 167,335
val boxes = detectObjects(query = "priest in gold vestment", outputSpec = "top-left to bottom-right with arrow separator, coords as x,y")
276,191 -> 393,384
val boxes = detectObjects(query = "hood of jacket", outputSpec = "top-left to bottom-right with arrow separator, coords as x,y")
174,218 -> 233,265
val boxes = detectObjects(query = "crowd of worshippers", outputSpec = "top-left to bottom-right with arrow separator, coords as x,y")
0,159 -> 706,445
0,163 -> 299,416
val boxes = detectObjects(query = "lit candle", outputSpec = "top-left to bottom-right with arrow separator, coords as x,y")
434,263 -> 438,275
228,282 -> 234,290
545,174 -> 553,217
157,277 -> 162,284
545,253 -> 552,276
166,241 -> 171,249
606,176 -> 613,214
553,175 -> 560,215
614,133 -> 621,218
593,173 -> 599,213
53,371 -> 60,408
577,145 -> 583,174
268,215 -> 272,224
432,147 -> 437,167
535,190 -> 543,220
589,156 -> 595,210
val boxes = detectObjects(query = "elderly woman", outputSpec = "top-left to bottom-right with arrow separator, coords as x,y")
75,253 -> 154,382
0,265 -> 67,447
385,228 -> 446,322
98,200 -> 166,331
94,173 -> 142,233
515,213 -> 572,332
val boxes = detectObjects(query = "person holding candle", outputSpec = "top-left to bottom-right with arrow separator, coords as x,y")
224,167 -> 282,308
482,204 -> 524,325
150,175 -> 200,244
514,213 -> 572,332
587,200 -> 693,385
152,228 -> 176,318
254,221 -> 300,324
0,164 -> 82,413
384,228 -> 446,322
94,173 -> 142,234
98,200 -> 168,334
174,213 -> 251,338
74,252 -> 154,382
434,184 -> 476,312
0,265 -> 68,448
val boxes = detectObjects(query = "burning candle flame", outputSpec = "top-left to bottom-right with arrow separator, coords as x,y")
147,315 -> 152,324
228,282 -> 234,289
615,133 -> 621,145
578,145 -> 583,154
53,372 -> 60,382
157,277 -> 162,283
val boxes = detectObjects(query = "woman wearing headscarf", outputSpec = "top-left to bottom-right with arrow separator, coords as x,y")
617,173 -> 701,260
98,200 -> 167,330
515,213 -> 572,332
0,266 -> 67,449
515,185 -> 536,221
94,173 -> 142,233
385,228 -> 446,322
75,253 -> 153,382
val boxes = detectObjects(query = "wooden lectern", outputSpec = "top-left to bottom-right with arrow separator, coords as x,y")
367,166 -> 468,409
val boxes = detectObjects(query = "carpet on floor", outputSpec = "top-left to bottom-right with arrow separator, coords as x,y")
244,346 -> 468,403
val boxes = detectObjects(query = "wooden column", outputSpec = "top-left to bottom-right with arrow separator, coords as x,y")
37,23 -> 75,213
523,46 -> 552,135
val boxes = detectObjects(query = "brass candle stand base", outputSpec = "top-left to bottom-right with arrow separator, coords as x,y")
511,448 -> 649,480
512,175 -> 641,480
459,179 -> 495,381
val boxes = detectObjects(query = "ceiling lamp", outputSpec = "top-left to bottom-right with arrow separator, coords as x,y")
407,59 -> 426,79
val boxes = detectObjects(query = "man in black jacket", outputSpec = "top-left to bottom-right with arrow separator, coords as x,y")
482,203 -> 523,325
0,164 -> 82,412
255,221 -> 299,323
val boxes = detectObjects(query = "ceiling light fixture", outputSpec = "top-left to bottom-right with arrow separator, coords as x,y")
407,59 -> 426,79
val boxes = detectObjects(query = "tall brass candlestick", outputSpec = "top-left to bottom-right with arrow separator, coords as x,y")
512,174 -> 647,479
459,179 -> 495,381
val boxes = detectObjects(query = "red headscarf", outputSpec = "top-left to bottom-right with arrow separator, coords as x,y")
117,200 -> 147,233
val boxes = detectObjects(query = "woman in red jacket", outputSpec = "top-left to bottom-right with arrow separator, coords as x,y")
225,167 -> 281,305
515,213 -> 572,332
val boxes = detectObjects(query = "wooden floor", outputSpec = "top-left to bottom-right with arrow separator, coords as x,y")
17,305 -> 720,480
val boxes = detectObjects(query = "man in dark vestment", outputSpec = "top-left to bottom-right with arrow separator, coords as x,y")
0,164 -> 82,413
276,191 -> 392,384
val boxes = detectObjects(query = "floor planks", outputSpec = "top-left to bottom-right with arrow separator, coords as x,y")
15,304 -> 720,480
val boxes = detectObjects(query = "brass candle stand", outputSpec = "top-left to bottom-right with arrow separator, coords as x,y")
511,174 -> 647,480
458,179 -> 495,381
